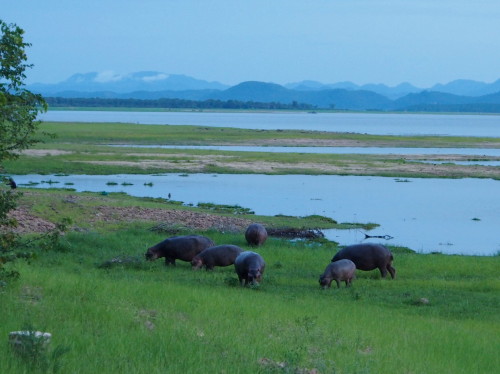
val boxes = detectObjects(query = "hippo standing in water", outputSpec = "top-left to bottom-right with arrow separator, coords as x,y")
234,251 -> 266,286
245,223 -> 268,246
145,235 -> 214,266
191,244 -> 244,271
319,259 -> 356,289
331,243 -> 396,279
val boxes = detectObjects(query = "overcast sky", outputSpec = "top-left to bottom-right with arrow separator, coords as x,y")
3,0 -> 500,87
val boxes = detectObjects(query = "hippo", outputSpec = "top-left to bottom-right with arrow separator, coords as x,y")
145,235 -> 215,266
245,223 -> 268,246
331,243 -> 396,279
234,251 -> 266,286
319,259 -> 356,289
191,244 -> 244,271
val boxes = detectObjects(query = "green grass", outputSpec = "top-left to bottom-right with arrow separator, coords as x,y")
1,226 -> 499,374
1,119 -> 499,372
5,142 -> 499,178
3,121 -> 497,178
15,188 -> 370,233
36,121 -> 500,148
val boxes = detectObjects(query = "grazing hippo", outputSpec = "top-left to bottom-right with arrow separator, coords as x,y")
319,259 -> 356,289
145,235 -> 215,266
245,223 -> 268,246
234,251 -> 266,286
191,244 -> 244,271
331,243 -> 396,279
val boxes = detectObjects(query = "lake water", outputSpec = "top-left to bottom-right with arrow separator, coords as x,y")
12,174 -> 500,256
40,110 -> 500,137
31,111 -> 500,255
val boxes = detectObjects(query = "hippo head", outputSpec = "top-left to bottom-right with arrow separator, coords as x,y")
145,247 -> 159,261
319,275 -> 332,289
247,269 -> 262,284
191,256 -> 203,270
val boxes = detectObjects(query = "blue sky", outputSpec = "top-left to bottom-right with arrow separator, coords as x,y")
3,0 -> 500,87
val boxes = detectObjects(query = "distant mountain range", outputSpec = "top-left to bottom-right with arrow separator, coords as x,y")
28,71 -> 500,112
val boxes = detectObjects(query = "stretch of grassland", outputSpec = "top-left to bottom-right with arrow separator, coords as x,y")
3,121 -> 500,179
1,189 -> 499,374
37,121 -> 500,148
1,118 -> 499,372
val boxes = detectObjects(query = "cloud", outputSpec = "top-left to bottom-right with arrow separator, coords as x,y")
94,71 -> 123,83
142,73 -> 169,82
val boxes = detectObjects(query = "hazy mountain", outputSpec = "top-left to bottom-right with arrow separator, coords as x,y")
27,71 -> 229,94
285,80 -> 421,99
28,72 -> 500,112
285,80 -> 359,91
393,90 -> 500,112
214,81 -> 293,102
394,91 -> 472,109
430,79 -> 500,97
210,81 -> 393,110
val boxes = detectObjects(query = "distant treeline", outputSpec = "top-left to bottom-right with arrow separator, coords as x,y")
402,103 -> 500,113
45,97 -> 316,110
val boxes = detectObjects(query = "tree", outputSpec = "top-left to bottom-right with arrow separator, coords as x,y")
1,20 -> 48,284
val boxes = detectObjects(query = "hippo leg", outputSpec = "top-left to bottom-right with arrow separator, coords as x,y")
238,276 -> 245,286
379,266 -> 388,278
345,279 -> 351,287
387,264 -> 396,279
165,257 -> 176,266
335,280 -> 341,288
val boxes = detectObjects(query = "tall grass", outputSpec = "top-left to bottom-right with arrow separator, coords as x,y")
1,227 -> 499,373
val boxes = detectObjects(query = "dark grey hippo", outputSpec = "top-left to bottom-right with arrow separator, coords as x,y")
145,235 -> 215,266
319,259 -> 356,289
191,244 -> 244,270
234,251 -> 266,286
331,243 -> 396,279
245,223 -> 268,246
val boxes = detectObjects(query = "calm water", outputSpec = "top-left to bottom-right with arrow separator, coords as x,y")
13,174 -> 500,256
40,111 -> 500,137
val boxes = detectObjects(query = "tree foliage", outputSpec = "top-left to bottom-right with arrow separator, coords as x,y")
0,20 -> 49,284
1,20 -> 47,162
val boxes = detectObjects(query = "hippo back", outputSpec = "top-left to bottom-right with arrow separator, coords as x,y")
245,223 -> 268,246
147,235 -> 215,262
234,251 -> 266,283
332,243 -> 392,271
196,244 -> 243,267
170,235 -> 215,261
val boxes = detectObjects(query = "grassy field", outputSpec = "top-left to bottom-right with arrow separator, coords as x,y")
3,122 -> 500,179
35,121 -> 500,148
1,119 -> 499,373
1,189 -> 499,374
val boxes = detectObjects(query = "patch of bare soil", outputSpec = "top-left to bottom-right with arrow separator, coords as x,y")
79,153 -> 500,178
4,204 -> 326,240
4,208 -> 57,234
3,205 -> 253,234
89,206 -> 253,232
20,149 -> 73,156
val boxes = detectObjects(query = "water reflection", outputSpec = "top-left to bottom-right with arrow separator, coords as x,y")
12,173 -> 500,256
